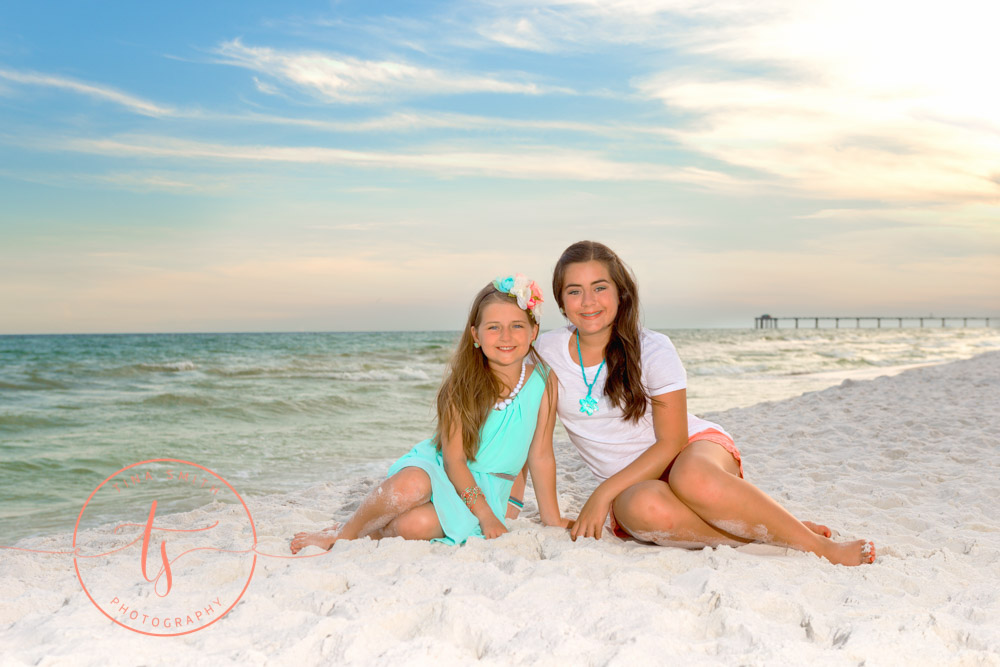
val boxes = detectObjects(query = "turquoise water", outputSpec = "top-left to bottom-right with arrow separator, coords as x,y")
2,327 -> 998,544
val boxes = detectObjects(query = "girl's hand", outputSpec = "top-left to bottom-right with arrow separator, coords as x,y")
560,517 -> 575,530
480,514 -> 508,540
570,492 -> 612,541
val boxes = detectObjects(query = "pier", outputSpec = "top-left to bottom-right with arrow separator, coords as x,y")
754,315 -> 993,329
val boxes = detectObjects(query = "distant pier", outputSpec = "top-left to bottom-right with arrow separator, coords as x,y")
754,315 -> 993,329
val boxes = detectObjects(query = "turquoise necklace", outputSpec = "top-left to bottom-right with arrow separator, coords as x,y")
576,330 -> 606,416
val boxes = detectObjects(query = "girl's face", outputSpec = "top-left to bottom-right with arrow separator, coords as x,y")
471,300 -> 538,370
560,260 -> 619,337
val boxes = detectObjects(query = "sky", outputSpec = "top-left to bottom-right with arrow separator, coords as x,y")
1,0 -> 998,333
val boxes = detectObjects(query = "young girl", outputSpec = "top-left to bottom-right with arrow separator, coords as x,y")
534,241 -> 875,566
290,275 -> 570,552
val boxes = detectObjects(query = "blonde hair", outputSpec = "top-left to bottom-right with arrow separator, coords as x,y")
434,283 -> 541,460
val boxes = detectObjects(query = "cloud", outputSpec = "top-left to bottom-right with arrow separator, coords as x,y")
0,67 -> 172,117
633,1 -> 1000,203
470,0 -> 764,51
213,39 -> 566,102
190,108 -> 685,146
251,76 -> 280,96
185,108 -> 641,137
637,75 -> 1000,203
47,133 -> 743,189
476,15 -> 561,52
88,171 -> 232,193
0,165 -> 236,194
468,1 -> 1000,204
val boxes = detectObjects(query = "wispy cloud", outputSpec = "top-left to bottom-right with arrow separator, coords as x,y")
188,108 -> 660,139
0,164 -> 235,194
213,39 -> 568,102
476,15 -> 560,52
49,133 -> 741,189
89,171 -> 231,193
0,67 -> 172,116
470,0 -> 745,51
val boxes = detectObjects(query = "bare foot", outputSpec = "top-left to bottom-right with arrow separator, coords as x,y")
821,539 -> 876,566
802,520 -> 832,538
289,524 -> 341,554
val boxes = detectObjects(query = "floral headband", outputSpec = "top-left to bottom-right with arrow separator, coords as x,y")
493,274 -> 543,317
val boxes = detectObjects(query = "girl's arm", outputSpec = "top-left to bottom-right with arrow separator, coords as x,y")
526,370 -> 574,528
440,412 -> 508,539
571,387 -> 688,540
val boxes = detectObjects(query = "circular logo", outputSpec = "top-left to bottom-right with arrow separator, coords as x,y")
73,459 -> 257,636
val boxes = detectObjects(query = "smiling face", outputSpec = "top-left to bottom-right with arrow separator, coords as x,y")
560,260 -> 620,338
470,300 -> 538,370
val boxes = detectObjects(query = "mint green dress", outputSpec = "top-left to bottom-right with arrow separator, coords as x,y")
387,366 -> 546,545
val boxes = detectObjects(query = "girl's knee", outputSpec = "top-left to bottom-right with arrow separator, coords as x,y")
385,467 -> 432,502
668,457 -> 727,507
392,506 -> 441,540
615,483 -> 679,533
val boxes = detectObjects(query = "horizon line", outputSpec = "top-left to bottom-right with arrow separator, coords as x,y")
3,321 -> 998,337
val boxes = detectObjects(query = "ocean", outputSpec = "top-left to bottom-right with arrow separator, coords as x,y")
2,326 -> 998,545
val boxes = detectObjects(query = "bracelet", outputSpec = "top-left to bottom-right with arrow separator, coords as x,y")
507,496 -> 524,509
461,486 -> 483,509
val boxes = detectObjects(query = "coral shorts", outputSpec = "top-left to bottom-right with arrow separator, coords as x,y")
607,428 -> 744,539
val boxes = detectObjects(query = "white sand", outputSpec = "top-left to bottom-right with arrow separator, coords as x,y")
2,352 -> 999,665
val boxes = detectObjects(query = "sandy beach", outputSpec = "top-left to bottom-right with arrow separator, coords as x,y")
2,351 -> 998,666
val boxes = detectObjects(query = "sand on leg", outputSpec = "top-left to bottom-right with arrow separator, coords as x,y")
612,479 -> 749,548
610,473 -> 831,547
290,466 -> 433,553
667,440 -> 875,566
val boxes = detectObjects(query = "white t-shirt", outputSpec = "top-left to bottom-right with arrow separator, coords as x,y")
536,325 -> 728,481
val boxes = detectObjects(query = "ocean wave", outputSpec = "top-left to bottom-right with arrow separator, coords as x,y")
139,393 -> 215,408
248,395 -> 360,416
689,363 -> 775,377
0,413 -> 75,430
124,394 -> 365,420
334,367 -> 434,382
0,381 -> 38,391
136,361 -> 198,372
0,374 -> 70,391
98,361 -> 199,377
0,458 -> 105,479
205,366 -> 439,382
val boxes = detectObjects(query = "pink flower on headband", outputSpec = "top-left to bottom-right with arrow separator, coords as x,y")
494,273 -> 543,316
529,282 -> 543,305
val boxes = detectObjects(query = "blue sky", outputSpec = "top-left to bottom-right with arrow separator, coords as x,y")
1,0 -> 997,333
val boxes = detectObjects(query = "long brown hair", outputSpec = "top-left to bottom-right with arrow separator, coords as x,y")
552,240 -> 649,423
434,283 -> 541,460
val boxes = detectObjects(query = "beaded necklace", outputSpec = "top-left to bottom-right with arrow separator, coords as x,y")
495,359 -> 528,411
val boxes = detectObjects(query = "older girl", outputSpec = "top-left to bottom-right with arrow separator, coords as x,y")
534,241 -> 874,566
291,275 -> 570,551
